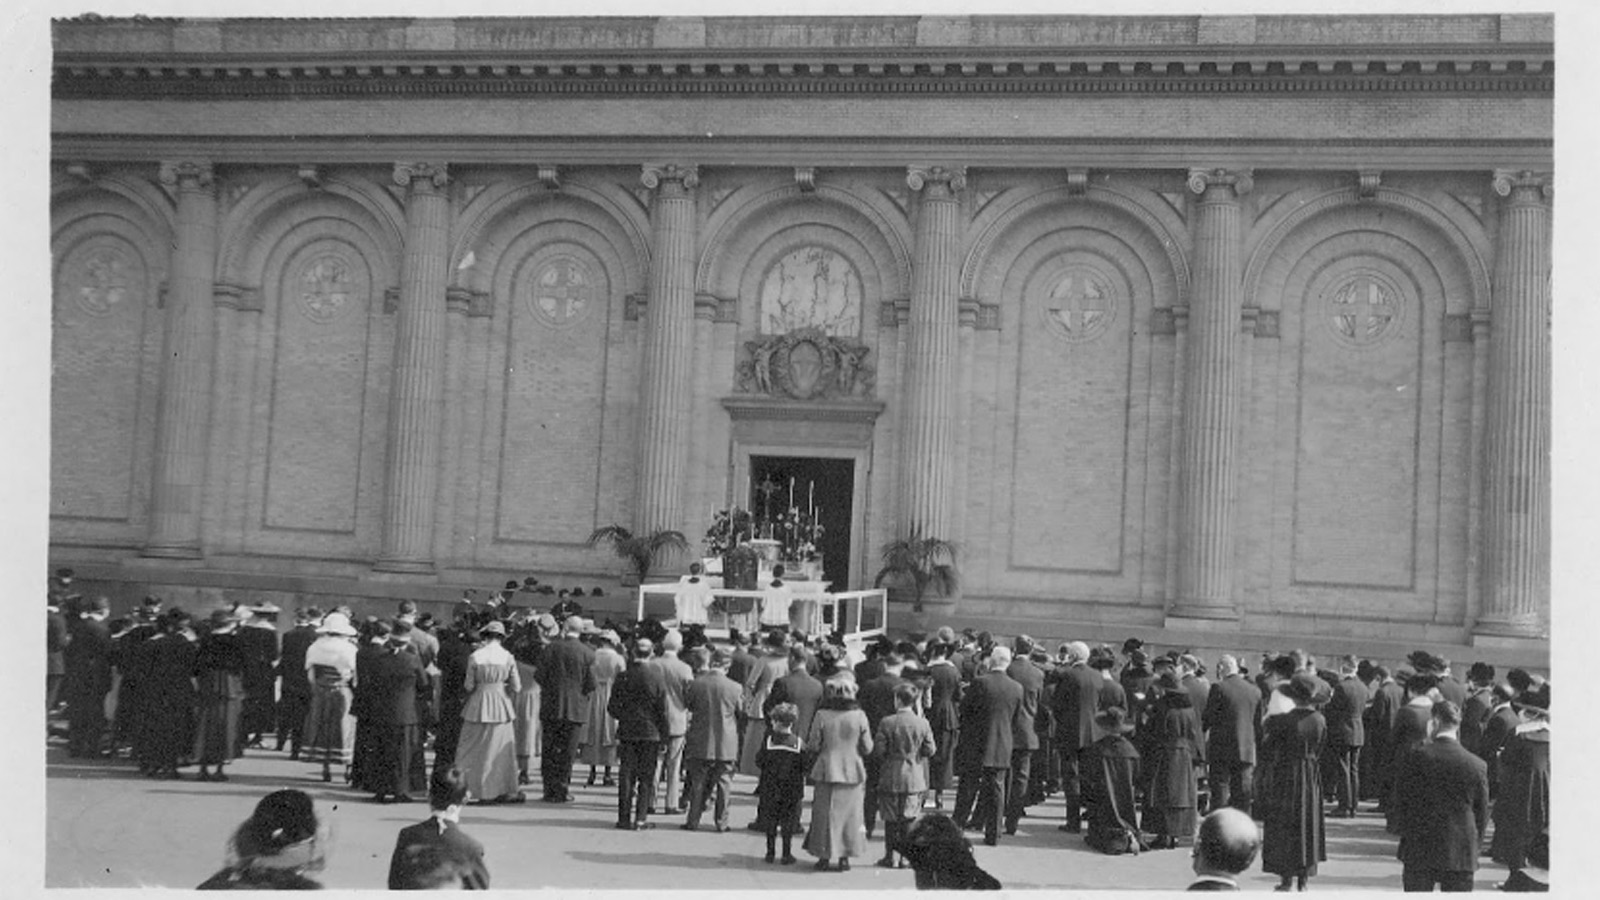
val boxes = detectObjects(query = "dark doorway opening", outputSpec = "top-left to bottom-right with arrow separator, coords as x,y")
748,455 -> 855,589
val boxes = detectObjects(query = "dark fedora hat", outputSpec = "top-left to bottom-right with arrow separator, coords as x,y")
1285,672 -> 1329,705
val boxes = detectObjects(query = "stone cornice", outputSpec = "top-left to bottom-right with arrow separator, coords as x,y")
52,135 -> 1552,174
53,60 -> 1552,100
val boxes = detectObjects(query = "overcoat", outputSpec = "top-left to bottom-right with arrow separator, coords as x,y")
1144,689 -> 1204,838
956,670 -> 1023,772
1052,663 -> 1104,752
535,636 -> 595,724
873,707 -> 936,793
1005,658 -> 1045,751
1489,724 -> 1550,870
1259,707 -> 1327,877
684,669 -> 742,761
608,660 -> 670,743
807,704 -> 873,784
765,668 -> 824,741
1394,735 -> 1489,874
1323,677 -> 1368,748
1202,675 -> 1261,765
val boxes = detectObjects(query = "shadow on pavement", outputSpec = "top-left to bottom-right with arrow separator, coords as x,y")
568,850 -> 781,870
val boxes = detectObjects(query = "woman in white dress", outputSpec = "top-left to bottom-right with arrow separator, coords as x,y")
581,629 -> 626,786
301,613 -> 359,784
455,620 -> 524,804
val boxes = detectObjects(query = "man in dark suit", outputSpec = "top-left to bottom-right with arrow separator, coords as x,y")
536,615 -> 596,803
1051,640 -> 1102,833
366,622 -> 432,803
1180,654 -> 1212,714
953,646 -> 1024,846
1187,807 -> 1260,891
1202,654 -> 1261,815
683,648 -> 742,832
608,637 -> 670,830
1392,700 -> 1489,892
63,595 -> 113,757
388,768 -> 490,889
859,649 -> 908,838
276,607 -> 320,758
1366,664 -> 1404,809
1458,662 -> 1496,758
1003,636 -> 1045,834
46,586 -> 72,724
1324,654 -> 1369,817
765,646 -> 824,751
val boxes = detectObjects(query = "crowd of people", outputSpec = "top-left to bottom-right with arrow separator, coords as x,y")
47,566 -> 1550,891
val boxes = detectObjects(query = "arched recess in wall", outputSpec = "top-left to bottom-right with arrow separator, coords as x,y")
217,173 -> 405,289
1247,192 -> 1483,620
49,182 -> 174,537
969,196 -> 1180,596
232,188 -> 403,559
700,180 -> 911,308
452,178 -> 648,297
465,189 -> 645,553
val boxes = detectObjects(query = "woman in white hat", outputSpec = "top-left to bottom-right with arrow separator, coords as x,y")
302,612 -> 359,784
456,619 -> 525,803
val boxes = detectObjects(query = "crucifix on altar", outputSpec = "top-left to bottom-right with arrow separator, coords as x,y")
756,475 -> 782,535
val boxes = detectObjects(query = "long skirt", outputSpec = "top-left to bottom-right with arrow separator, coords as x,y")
302,684 -> 355,766
514,679 -> 542,761
368,724 -> 420,797
738,718 -> 767,777
930,727 -> 959,791
144,693 -> 194,770
193,695 -> 242,765
804,782 -> 868,861
457,720 -> 520,801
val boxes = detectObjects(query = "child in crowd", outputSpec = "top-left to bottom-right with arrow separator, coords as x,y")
755,702 -> 806,864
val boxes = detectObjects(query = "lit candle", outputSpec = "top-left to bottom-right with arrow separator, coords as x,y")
808,481 -> 814,518
789,477 -> 795,509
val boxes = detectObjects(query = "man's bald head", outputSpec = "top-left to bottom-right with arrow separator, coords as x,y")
1194,808 -> 1260,877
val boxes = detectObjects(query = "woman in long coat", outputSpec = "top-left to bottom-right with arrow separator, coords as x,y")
301,613 -> 359,783
582,631 -> 626,785
193,608 -> 248,782
142,609 -> 199,779
803,677 -> 874,871
1142,672 -> 1204,848
510,617 -> 549,787
1260,673 -> 1329,892
456,620 -> 524,803
1490,702 -> 1551,877
1082,706 -> 1144,855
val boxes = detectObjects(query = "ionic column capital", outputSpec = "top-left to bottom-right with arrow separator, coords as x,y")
392,162 -> 450,190
1491,169 -> 1552,202
640,163 -> 700,191
159,160 -> 215,191
906,165 -> 967,196
1186,167 -> 1253,199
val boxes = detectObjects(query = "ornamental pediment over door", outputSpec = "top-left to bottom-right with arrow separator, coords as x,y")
737,327 -> 875,401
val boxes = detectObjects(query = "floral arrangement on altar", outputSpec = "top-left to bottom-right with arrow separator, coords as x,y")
703,505 -> 824,561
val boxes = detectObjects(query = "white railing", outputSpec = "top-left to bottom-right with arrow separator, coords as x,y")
636,584 -> 888,643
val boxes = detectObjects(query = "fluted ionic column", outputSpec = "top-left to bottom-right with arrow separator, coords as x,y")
375,162 -> 450,574
898,165 -> 965,538
1477,170 -> 1552,637
1172,168 -> 1252,619
144,161 -> 218,558
634,163 -> 699,535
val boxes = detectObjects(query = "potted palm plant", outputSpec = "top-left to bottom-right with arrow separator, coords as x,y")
585,524 -> 690,587
874,528 -> 960,625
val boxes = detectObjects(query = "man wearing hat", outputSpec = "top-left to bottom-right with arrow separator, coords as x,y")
608,637 -> 670,830
239,603 -> 281,749
1202,655 -> 1261,816
63,595 -> 113,757
366,619 -> 432,803
1050,641 -> 1102,834
682,648 -> 743,832
1392,700 -> 1489,892
277,607 -> 321,758
535,615 -> 596,803
1003,636 -> 1046,835
1459,662 -> 1496,758
1080,705 -> 1144,854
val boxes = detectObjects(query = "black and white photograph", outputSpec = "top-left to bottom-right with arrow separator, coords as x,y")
10,0 -> 1587,892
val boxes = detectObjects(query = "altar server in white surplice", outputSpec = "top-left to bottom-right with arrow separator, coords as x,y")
676,563 -> 715,627
759,565 -> 793,630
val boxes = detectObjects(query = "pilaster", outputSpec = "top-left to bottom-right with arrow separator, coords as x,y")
1171,167 -> 1251,621
1477,170 -> 1551,638
635,163 -> 700,535
898,165 -> 965,538
375,162 -> 450,575
144,160 -> 217,559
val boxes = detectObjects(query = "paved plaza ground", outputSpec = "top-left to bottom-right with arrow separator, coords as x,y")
42,738 -> 1522,892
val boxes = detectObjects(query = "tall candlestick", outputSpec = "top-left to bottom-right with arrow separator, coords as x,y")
808,481 -> 814,518
789,477 -> 795,510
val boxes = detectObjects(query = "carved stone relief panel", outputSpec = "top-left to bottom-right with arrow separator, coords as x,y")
736,327 -> 874,401
1038,263 -> 1119,344
758,245 -> 862,337
526,253 -> 597,328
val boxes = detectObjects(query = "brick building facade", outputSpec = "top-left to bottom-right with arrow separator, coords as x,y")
49,14 -> 1552,665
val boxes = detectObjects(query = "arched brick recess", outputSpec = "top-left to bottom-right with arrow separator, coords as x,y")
698,181 -> 910,303
452,178 -> 648,299
218,173 -> 404,290
50,189 -> 170,543
1246,203 -> 1474,627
